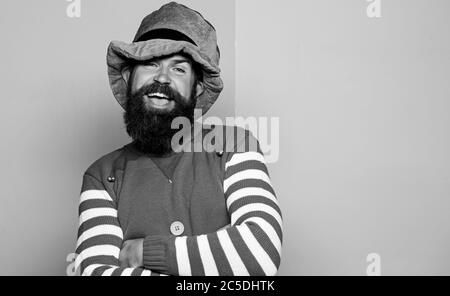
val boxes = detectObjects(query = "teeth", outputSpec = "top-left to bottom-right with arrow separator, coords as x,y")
150,98 -> 169,106
147,92 -> 168,99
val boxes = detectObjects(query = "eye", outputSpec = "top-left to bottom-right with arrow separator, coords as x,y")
144,62 -> 158,68
173,67 -> 186,73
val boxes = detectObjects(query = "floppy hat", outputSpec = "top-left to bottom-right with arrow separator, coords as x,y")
107,2 -> 223,114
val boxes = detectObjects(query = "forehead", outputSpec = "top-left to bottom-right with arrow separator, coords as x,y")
148,53 -> 193,64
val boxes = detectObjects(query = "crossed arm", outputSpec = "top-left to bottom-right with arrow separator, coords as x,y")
75,150 -> 283,276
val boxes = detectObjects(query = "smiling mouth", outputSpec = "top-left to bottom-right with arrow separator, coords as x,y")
143,92 -> 173,108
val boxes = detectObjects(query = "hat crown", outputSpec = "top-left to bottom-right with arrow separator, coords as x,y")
133,2 -> 219,67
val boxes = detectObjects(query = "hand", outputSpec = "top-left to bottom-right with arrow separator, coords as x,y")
119,238 -> 144,268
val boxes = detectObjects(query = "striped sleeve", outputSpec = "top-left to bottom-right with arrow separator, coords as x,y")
143,149 -> 283,276
75,173 -> 165,276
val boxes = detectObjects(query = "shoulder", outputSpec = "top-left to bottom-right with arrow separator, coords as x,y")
222,125 -> 259,153
200,124 -> 260,154
83,145 -> 128,181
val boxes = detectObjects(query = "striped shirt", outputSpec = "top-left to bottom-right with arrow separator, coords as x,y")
75,127 -> 282,276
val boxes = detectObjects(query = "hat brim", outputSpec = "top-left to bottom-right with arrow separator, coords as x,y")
107,39 -> 223,114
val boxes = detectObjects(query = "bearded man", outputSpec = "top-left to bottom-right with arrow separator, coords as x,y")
75,2 -> 282,276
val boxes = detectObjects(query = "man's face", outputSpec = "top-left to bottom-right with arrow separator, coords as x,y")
123,53 -> 203,155
129,54 -> 200,113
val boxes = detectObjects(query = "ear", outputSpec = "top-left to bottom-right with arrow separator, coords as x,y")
195,81 -> 205,98
121,67 -> 131,85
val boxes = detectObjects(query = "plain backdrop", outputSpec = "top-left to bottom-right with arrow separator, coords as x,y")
1,0 -> 450,275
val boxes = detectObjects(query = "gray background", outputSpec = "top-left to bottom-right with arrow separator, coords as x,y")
1,0 -> 449,275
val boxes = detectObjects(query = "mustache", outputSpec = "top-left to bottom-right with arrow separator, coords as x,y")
131,82 -> 185,105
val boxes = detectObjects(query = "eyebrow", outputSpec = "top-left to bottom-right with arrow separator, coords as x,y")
171,58 -> 191,65
142,57 -> 192,66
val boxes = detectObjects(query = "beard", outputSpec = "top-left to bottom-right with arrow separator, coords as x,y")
123,81 -> 196,156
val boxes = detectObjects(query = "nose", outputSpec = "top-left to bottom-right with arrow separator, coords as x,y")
154,67 -> 171,84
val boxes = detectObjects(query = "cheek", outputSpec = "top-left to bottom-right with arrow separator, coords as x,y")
175,78 -> 194,99
131,77 -> 144,93
131,70 -> 152,92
